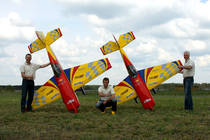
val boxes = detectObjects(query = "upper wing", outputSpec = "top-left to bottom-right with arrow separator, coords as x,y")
114,60 -> 182,105
64,58 -> 112,91
118,32 -> 135,48
32,58 -> 111,110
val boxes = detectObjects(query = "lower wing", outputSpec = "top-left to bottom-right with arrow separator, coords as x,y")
114,60 -> 182,105
32,58 -> 111,110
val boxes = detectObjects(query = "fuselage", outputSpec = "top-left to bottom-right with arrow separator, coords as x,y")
46,45 -> 79,113
119,48 -> 155,110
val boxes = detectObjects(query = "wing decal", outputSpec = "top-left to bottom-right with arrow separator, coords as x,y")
32,78 -> 60,110
144,60 -> 182,89
69,58 -> 112,91
114,78 -> 137,104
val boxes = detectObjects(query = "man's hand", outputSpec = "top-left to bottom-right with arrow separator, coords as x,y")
178,65 -> 183,69
27,75 -> 34,80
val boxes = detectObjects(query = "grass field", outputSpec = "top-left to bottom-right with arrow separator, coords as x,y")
0,90 -> 209,140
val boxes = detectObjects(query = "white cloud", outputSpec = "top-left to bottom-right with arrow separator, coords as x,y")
0,12 -> 34,41
195,54 -> 210,67
184,40 -> 207,51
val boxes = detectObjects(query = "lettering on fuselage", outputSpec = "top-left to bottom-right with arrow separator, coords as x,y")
149,75 -> 158,80
120,89 -> 128,95
144,98 -> 151,103
67,99 -> 75,104
75,74 -> 84,79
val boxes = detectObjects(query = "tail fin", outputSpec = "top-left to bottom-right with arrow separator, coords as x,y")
100,32 -> 135,55
28,28 -> 62,54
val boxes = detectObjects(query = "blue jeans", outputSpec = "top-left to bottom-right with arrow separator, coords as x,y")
96,99 -> 117,112
184,77 -> 194,110
21,79 -> 34,112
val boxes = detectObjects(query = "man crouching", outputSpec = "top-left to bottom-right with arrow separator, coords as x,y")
96,77 -> 117,115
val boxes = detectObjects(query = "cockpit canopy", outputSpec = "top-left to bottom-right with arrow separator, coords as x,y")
127,65 -> 137,78
51,63 -> 61,77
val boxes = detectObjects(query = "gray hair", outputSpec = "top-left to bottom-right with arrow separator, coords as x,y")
184,50 -> 190,56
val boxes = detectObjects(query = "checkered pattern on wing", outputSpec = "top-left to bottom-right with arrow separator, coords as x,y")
33,92 -> 46,107
49,30 -> 60,41
103,43 -> 113,54
159,63 -> 178,80
122,33 -> 133,44
30,40 -> 41,52
85,60 -> 106,80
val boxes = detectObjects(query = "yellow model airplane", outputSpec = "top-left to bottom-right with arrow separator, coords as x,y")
28,28 -> 112,111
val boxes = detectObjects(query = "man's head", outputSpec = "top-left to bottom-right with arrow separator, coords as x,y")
25,53 -> 32,64
184,51 -> 190,60
103,77 -> 109,88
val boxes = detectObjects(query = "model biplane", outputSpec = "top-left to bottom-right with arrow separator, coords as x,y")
100,32 -> 182,110
28,28 -> 111,113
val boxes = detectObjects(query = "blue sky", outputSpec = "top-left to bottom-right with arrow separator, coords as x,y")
0,0 -> 210,85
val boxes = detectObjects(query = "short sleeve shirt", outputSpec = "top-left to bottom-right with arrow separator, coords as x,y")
183,59 -> 195,78
98,85 -> 115,101
20,63 -> 40,80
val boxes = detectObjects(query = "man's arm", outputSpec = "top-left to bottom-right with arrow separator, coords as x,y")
98,92 -> 110,97
40,62 -> 50,68
21,72 -> 33,80
103,94 -> 115,104
178,65 -> 192,70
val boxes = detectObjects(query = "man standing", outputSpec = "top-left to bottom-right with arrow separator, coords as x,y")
178,51 -> 195,110
96,77 -> 117,115
20,54 -> 50,113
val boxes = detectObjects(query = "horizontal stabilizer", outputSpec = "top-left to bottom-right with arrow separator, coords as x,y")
45,28 -> 62,46
100,32 -> 135,55
28,38 -> 46,53
118,32 -> 135,48
28,28 -> 62,54
100,41 -> 118,55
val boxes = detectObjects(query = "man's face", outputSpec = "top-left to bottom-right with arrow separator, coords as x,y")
103,80 -> 109,88
184,52 -> 189,60
25,55 -> 32,63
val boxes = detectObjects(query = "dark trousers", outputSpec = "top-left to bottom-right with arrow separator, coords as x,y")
96,99 -> 117,112
184,77 -> 194,110
21,79 -> 34,112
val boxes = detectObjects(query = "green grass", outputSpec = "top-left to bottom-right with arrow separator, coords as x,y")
0,90 -> 209,140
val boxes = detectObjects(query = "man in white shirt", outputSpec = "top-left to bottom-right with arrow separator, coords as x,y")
20,53 -> 50,113
96,77 -> 117,115
178,51 -> 195,110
